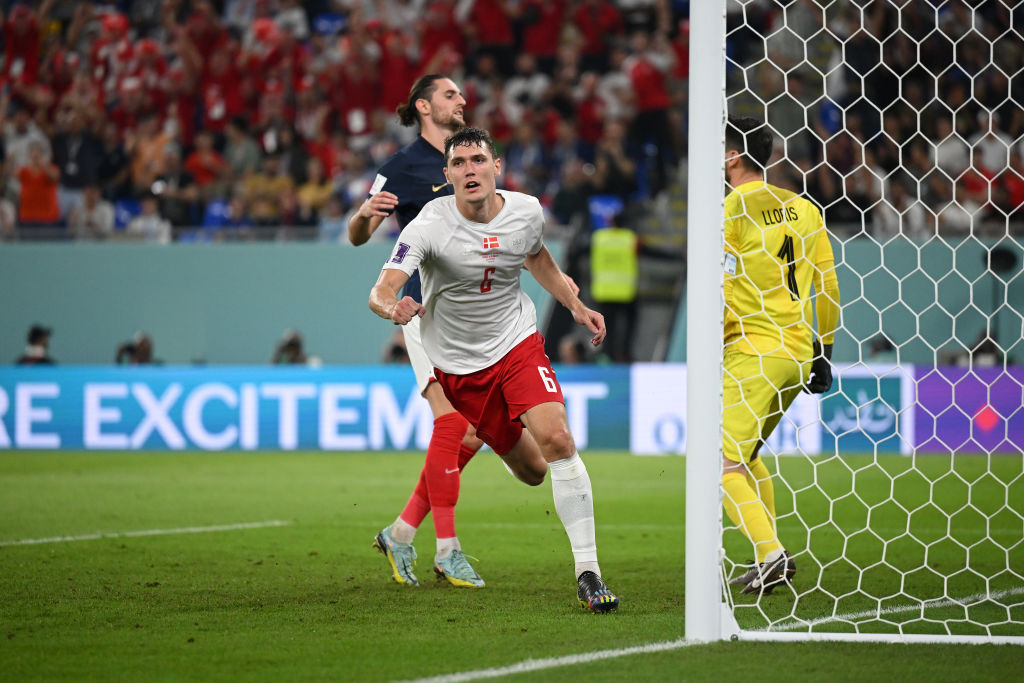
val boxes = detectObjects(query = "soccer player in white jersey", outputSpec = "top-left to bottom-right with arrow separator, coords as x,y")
369,127 -> 619,613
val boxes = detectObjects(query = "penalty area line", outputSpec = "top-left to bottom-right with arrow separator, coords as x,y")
0,520 -> 292,547
396,637 -> 698,683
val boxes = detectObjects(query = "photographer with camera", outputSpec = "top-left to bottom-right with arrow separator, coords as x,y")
115,332 -> 158,365
271,329 -> 308,365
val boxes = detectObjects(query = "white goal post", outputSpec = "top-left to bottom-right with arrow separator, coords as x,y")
686,0 -> 1024,645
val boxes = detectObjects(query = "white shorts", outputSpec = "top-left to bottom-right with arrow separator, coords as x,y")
402,315 -> 436,396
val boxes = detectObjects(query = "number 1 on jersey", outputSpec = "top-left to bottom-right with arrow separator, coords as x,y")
777,234 -> 799,301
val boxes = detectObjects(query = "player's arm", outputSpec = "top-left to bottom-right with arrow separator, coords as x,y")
806,225 -> 841,393
523,263 -> 580,295
369,268 -> 423,324
348,191 -> 399,246
525,245 -> 605,346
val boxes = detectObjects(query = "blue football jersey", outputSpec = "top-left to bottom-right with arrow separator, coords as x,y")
370,136 -> 454,303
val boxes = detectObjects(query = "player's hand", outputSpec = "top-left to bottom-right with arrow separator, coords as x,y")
572,305 -> 606,347
358,191 -> 398,219
804,342 -> 833,394
561,272 -> 580,296
389,296 -> 425,325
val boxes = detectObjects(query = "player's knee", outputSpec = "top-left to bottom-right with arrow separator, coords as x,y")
539,428 -> 575,461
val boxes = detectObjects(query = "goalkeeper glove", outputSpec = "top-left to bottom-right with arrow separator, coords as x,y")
804,341 -> 833,394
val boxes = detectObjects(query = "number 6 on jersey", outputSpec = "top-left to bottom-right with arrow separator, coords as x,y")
480,267 -> 495,293
538,366 -> 558,393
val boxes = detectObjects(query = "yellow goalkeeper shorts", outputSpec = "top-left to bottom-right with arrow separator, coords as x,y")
722,351 -> 810,464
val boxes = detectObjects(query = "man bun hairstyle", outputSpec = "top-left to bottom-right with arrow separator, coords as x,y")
726,115 -> 774,173
444,127 -> 498,162
396,74 -> 445,127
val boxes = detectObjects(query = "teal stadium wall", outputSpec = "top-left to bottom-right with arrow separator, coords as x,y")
668,237 -> 1023,364
0,244 -> 560,366
4,240 -> 1018,366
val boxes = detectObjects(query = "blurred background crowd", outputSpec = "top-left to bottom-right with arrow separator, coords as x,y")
0,0 -> 691,244
728,0 -> 1024,240
0,0 -> 1020,244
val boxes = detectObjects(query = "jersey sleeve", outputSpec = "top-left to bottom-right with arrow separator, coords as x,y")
382,217 -> 430,277
529,197 -> 545,254
810,207 -> 841,346
368,156 -> 401,202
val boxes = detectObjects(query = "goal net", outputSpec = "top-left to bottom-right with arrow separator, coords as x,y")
686,0 -> 1024,644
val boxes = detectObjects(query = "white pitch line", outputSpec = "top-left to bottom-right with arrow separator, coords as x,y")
762,585 -> 1024,632
399,587 -> 1024,683
396,637 -> 697,683
0,520 -> 292,547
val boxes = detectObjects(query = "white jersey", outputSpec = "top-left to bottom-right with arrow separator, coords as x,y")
382,190 -> 545,375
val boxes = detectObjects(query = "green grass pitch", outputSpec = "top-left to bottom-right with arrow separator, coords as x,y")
1,451 -> 1022,681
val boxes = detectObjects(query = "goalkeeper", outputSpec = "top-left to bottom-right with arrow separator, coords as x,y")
720,115 -> 841,595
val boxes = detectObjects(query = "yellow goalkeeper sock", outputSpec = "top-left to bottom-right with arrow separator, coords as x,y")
746,456 -> 776,524
723,471 -> 781,563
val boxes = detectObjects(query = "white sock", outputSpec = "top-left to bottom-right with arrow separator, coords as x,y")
436,536 -> 461,560
391,517 -> 417,544
548,453 -> 600,578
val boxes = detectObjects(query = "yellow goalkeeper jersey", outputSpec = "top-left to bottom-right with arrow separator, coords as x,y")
723,180 -> 840,361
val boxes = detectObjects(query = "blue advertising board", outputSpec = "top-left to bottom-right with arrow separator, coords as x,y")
2,364 -> 1018,454
0,365 -> 630,451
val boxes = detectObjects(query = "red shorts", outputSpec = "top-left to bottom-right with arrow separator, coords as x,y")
435,332 -> 564,455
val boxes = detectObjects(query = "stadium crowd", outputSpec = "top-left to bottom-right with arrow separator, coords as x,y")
0,0 -> 690,243
0,0 -> 1019,244
727,0 -> 1024,239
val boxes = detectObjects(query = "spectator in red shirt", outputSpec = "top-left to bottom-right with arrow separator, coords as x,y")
574,71 -> 608,146
130,38 -> 169,111
378,33 -> 417,116
162,66 -> 199,148
520,0 -> 569,75
18,142 -> 61,226
275,23 -> 311,92
3,3 -> 45,88
90,13 -> 135,102
334,58 -> 379,139
42,48 -> 79,102
418,1 -> 465,74
463,0 -> 517,76
200,46 -> 244,136
624,31 -> 676,195
572,0 -> 624,73
672,19 -> 690,81
184,130 -> 227,201
184,1 -> 229,67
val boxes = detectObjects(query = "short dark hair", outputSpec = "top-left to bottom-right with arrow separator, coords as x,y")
396,74 -> 447,127
28,324 -> 51,345
443,127 -> 498,163
725,115 -> 773,173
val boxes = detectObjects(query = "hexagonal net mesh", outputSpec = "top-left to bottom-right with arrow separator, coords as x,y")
716,0 -> 1024,639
